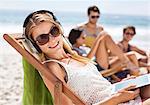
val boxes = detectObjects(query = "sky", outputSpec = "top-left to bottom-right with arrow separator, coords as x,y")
0,0 -> 149,16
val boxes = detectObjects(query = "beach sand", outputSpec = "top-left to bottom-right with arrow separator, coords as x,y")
0,46 -> 23,105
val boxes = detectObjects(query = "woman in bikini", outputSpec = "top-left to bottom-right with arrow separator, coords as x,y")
118,26 -> 150,73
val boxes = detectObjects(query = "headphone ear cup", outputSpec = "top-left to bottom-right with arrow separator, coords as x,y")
32,42 -> 42,53
23,38 -> 39,54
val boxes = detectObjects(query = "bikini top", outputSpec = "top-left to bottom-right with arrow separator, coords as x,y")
118,42 -> 132,53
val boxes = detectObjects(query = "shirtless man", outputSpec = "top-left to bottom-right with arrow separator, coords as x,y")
78,5 -> 103,48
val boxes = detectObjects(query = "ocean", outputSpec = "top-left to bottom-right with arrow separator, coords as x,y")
0,9 -> 150,53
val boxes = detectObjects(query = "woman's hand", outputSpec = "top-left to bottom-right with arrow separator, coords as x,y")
113,85 -> 140,104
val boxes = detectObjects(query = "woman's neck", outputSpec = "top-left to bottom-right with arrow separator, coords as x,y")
121,39 -> 129,44
46,50 -> 70,60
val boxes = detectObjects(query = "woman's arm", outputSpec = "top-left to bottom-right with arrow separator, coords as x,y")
44,62 -> 73,105
93,95 -> 118,105
47,62 -> 67,83
131,45 -> 147,56
94,85 -> 140,105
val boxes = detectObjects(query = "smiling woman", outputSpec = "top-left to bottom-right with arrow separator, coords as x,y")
31,22 -> 64,59
22,10 -> 150,105
117,26 -> 150,73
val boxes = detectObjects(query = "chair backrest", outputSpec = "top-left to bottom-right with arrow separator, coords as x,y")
3,33 -> 86,105
22,58 -> 54,105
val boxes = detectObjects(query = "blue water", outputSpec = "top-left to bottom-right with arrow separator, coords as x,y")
0,9 -> 149,27
0,9 -> 150,51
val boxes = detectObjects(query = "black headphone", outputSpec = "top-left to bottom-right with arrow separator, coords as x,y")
23,10 -> 61,53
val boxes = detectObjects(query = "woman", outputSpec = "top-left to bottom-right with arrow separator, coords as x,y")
23,10 -> 150,105
68,29 -> 87,56
118,26 -> 150,72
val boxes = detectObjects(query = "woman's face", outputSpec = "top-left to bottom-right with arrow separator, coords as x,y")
76,32 -> 85,46
31,22 -> 64,58
123,28 -> 135,42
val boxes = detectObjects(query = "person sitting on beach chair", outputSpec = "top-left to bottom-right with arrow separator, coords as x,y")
117,26 -> 150,73
68,28 -> 141,81
21,9 -> 150,105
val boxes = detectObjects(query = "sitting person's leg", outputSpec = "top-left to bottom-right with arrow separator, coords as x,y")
89,32 -> 140,76
119,52 -> 140,76
87,33 -> 123,69
126,52 -> 139,67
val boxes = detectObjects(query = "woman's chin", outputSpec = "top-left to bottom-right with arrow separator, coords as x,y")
46,47 -> 62,57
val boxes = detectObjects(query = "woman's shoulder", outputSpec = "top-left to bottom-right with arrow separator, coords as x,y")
43,59 -> 65,69
45,60 -> 61,69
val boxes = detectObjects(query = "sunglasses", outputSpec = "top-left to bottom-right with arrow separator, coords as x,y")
91,15 -> 100,19
35,26 -> 60,45
125,32 -> 135,36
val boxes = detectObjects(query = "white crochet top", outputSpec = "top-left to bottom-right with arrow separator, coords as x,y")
44,59 -> 142,105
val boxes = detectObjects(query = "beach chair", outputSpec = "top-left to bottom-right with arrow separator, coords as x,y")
3,33 -> 125,105
3,33 -> 86,105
